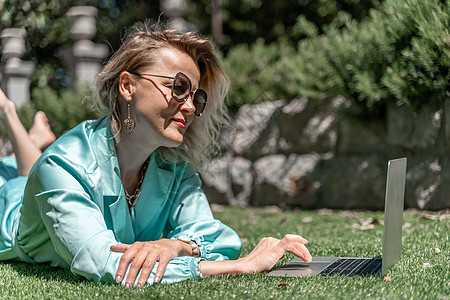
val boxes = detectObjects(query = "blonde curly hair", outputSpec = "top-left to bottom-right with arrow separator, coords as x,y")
94,23 -> 230,171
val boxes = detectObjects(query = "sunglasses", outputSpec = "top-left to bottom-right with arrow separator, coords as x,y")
129,71 -> 207,117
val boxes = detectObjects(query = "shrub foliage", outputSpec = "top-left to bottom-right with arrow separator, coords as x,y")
222,0 -> 449,113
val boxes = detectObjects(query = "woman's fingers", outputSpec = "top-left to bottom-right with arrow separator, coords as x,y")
154,257 -> 169,283
125,254 -> 170,286
124,251 -> 148,287
136,253 -> 158,287
285,242 -> 312,262
280,234 -> 311,262
113,239 -> 184,286
110,243 -> 131,253
280,234 -> 308,245
114,245 -> 136,284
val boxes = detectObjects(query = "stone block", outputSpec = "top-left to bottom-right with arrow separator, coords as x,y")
405,155 -> 450,209
220,100 -> 285,155
228,156 -> 253,206
336,116 -> 385,155
280,97 -> 342,154
387,102 -> 441,151
443,100 -> 450,150
246,97 -> 345,159
201,153 -> 232,205
316,155 -> 387,209
251,153 -> 324,207
201,154 -> 253,207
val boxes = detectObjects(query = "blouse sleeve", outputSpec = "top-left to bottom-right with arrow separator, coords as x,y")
29,155 -> 240,286
164,164 -> 242,262
28,156 -> 181,285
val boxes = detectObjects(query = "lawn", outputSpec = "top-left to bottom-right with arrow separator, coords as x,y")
0,206 -> 448,299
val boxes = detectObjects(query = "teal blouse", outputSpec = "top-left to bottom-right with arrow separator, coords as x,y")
0,116 -> 241,285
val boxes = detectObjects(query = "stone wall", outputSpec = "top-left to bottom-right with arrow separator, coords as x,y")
201,97 -> 450,210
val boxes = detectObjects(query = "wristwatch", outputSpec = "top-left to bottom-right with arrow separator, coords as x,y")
173,236 -> 200,257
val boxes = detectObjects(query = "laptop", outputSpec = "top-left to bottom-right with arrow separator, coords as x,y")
268,157 -> 407,277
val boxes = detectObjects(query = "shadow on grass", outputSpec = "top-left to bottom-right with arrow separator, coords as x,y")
3,260 -> 85,284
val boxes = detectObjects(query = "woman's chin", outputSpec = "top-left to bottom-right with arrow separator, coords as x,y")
164,134 -> 184,148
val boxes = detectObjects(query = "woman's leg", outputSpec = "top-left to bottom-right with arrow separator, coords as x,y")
0,89 -> 54,176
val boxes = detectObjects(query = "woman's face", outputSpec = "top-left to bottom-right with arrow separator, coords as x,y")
124,47 -> 200,148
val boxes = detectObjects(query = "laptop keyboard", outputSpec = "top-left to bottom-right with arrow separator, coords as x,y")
319,258 -> 382,276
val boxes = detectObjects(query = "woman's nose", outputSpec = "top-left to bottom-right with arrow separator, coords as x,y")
179,94 -> 196,114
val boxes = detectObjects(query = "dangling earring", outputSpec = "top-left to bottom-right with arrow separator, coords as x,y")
123,97 -> 135,134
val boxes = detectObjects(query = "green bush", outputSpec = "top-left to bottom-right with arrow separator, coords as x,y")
222,0 -> 449,114
0,86 -> 102,138
221,40 -> 297,111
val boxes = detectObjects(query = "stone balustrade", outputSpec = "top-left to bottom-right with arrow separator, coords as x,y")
1,28 -> 35,108
0,3 -> 194,107
0,6 -> 109,107
65,6 -> 109,87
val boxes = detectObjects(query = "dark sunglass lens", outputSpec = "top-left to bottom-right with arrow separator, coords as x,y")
172,73 -> 191,101
193,89 -> 207,116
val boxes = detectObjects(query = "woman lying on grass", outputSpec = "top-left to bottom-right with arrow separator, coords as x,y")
0,24 -> 311,287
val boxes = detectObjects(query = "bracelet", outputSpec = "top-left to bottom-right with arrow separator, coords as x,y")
173,236 -> 200,257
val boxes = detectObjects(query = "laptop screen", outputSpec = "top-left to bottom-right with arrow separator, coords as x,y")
382,158 -> 407,275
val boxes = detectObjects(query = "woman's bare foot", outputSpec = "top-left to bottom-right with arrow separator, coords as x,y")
28,111 -> 56,151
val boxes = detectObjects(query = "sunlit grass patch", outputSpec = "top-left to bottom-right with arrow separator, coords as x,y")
0,207 -> 448,299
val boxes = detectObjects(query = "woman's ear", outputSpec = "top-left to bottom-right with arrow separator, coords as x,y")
118,71 -> 136,101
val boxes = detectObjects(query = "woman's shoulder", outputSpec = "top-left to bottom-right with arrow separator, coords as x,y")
32,117 -> 111,175
54,117 -> 109,145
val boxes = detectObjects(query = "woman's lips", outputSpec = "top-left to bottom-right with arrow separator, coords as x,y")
172,118 -> 186,128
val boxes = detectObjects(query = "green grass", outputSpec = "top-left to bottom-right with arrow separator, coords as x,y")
0,207 -> 448,299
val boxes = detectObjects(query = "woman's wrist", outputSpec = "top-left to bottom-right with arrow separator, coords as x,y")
235,257 -> 248,274
171,237 -> 200,257
173,239 -> 192,256
198,258 -> 248,277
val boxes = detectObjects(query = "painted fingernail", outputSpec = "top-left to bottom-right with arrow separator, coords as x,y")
125,283 -> 131,288
136,283 -> 142,288
154,276 -> 160,283
115,275 -> 122,283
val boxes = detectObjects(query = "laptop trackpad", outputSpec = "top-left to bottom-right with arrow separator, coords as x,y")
268,256 -> 340,277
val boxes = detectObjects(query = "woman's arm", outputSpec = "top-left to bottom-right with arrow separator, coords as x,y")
111,233 -> 311,284
199,234 -> 311,276
27,154 -> 202,286
111,163 -> 242,286
164,164 -> 242,261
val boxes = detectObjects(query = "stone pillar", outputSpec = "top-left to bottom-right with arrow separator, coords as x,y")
160,0 -> 190,31
1,28 -> 35,108
66,6 -> 108,87
211,0 -> 223,48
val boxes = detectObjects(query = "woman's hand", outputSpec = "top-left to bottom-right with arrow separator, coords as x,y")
239,234 -> 311,274
199,234 -> 311,277
110,238 -> 192,287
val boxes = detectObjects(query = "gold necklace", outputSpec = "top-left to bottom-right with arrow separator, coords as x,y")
125,157 -> 150,209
